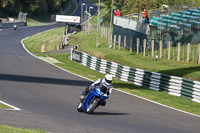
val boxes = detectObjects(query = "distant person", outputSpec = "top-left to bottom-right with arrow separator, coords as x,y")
114,9 -> 121,17
161,26 -> 168,37
143,8 -> 147,19
14,25 -> 17,30
164,26 -> 168,32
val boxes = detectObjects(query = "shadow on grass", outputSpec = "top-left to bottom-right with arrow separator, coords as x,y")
112,82 -> 148,90
158,66 -> 200,80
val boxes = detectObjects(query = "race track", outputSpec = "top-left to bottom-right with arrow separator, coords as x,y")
0,1 -> 200,133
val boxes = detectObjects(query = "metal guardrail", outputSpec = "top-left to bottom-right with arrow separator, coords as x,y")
71,49 -> 200,103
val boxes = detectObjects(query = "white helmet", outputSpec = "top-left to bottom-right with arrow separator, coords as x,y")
103,74 -> 112,86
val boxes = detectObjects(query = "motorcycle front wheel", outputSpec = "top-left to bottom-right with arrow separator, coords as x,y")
86,97 -> 99,114
77,102 -> 83,112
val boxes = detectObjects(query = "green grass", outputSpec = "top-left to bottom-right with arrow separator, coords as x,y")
29,15 -> 51,23
23,27 -> 65,53
0,18 -> 6,20
0,102 -> 12,109
68,30 -> 200,81
26,18 -> 46,26
0,125 -> 46,133
26,16 -> 51,26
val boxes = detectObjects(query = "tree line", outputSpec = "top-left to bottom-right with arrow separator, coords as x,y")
0,0 -> 70,17
1,0 -> 199,19
103,0 -> 200,15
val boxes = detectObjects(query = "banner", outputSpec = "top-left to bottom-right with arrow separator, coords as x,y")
56,15 -> 80,23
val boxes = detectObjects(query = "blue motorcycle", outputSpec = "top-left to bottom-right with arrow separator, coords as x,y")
77,86 -> 108,114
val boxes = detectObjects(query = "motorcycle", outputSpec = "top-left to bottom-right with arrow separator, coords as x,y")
77,86 -> 108,114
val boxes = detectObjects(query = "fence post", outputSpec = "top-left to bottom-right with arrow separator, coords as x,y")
187,43 -> 190,62
130,37 -> 132,53
143,39 -> 146,57
152,40 -> 154,57
105,29 -> 108,42
85,26 -> 88,34
118,35 -> 121,50
101,26 -> 103,39
107,32 -> 109,43
177,42 -> 181,61
104,27 -> 106,40
103,27 -> 106,39
124,36 -> 126,50
159,40 -> 162,58
137,38 -> 139,54
110,34 -> 113,49
197,45 -> 200,64
114,35 -> 116,50
89,24 -> 92,34
168,41 -> 171,60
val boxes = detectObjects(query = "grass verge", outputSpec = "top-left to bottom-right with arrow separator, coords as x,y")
0,125 -> 46,133
69,30 -> 200,81
23,27 -> 65,53
26,18 -> 46,27
0,102 -> 12,109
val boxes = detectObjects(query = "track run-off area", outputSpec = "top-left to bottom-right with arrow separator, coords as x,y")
0,1 -> 200,133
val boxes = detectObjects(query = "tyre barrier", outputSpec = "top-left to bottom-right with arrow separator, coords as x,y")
71,49 -> 200,103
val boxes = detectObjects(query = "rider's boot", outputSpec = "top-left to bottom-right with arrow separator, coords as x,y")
81,87 -> 90,100
100,100 -> 106,106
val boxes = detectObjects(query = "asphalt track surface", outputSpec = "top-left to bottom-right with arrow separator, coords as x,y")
1,2 -> 200,133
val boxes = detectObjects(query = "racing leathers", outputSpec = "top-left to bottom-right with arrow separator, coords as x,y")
83,78 -> 113,105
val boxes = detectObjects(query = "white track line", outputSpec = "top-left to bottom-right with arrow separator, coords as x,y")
0,100 -> 21,111
21,29 -> 200,118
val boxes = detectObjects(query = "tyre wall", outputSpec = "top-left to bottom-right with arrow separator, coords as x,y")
71,48 -> 200,103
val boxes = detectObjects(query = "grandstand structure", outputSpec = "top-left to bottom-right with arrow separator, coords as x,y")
115,3 -> 200,52
147,4 -> 200,49
150,6 -> 200,40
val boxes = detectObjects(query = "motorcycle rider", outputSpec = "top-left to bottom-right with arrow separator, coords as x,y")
81,74 -> 113,106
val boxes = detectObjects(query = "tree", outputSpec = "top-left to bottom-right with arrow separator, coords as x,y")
0,0 -> 15,16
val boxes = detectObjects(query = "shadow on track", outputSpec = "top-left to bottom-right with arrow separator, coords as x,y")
92,112 -> 130,116
0,74 -> 91,86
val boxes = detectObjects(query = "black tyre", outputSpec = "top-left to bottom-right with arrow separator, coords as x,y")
77,102 -> 83,112
86,98 -> 99,114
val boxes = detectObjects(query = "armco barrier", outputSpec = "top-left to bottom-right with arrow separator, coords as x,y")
0,21 -> 26,29
71,49 -> 200,103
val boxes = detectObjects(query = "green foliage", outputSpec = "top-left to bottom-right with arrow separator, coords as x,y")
0,0 -> 70,17
103,0 -> 200,15
0,125 -> 46,133
23,27 -> 64,53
